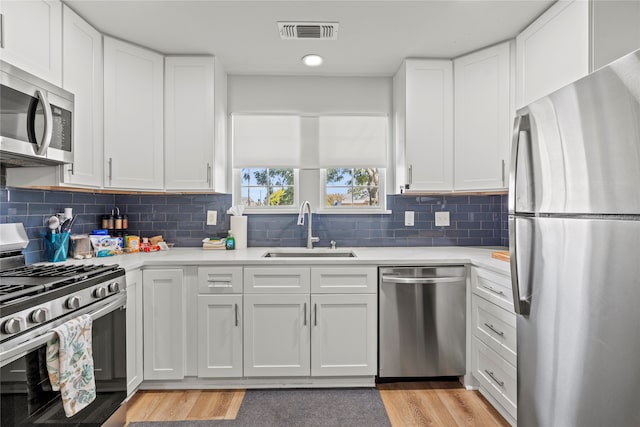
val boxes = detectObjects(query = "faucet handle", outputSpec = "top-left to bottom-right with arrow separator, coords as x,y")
330,240 -> 337,249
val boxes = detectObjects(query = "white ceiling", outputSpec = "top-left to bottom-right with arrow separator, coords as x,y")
64,0 -> 555,77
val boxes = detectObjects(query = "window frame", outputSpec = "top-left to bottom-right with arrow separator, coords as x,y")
233,168 -> 300,214
318,168 -> 388,214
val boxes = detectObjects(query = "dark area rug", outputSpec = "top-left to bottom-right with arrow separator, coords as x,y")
128,388 -> 391,427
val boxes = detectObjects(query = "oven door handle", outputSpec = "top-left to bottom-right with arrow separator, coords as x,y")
1,293 -> 126,366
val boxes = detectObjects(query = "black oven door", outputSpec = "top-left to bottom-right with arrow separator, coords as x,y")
1,295 -> 127,426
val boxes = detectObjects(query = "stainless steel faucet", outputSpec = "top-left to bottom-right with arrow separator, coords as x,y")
297,201 -> 319,249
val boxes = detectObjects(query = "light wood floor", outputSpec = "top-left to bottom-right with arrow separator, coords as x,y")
125,382 -> 509,426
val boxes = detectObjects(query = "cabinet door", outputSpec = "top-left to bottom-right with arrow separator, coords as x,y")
454,42 -> 511,191
243,294 -> 310,376
103,36 -> 164,190
516,0 -> 589,108
61,5 -> 102,188
0,0 -> 62,85
165,56 -> 215,190
311,294 -> 377,377
404,59 -> 453,191
143,269 -> 184,380
126,269 -> 143,395
197,294 -> 242,378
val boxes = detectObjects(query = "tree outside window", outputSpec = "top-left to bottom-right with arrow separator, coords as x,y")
326,168 -> 380,207
241,168 -> 295,207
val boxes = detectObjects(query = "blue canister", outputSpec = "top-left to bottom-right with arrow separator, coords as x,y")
44,231 -> 70,262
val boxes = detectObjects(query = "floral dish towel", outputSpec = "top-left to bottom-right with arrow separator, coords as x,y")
46,314 -> 96,417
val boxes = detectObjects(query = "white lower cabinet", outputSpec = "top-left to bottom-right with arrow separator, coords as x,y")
197,266 -> 243,378
143,269 -> 185,380
198,294 -> 243,378
126,269 -> 143,395
311,294 -> 377,376
243,293 -> 310,377
470,266 -> 517,425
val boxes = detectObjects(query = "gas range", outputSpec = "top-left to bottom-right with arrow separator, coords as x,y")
0,263 -> 126,343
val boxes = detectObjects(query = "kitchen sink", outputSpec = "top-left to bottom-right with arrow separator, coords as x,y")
262,250 -> 356,258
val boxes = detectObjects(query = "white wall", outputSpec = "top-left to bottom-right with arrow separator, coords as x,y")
228,75 -> 392,114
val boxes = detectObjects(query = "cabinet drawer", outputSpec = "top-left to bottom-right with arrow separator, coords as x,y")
198,267 -> 243,293
472,295 -> 517,366
244,267 -> 310,293
472,336 -> 517,420
311,267 -> 377,294
471,266 -> 513,311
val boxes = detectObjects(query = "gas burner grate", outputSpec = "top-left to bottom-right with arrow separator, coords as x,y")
0,264 -> 117,278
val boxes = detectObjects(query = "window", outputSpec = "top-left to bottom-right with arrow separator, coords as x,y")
240,168 -> 295,207
324,168 -> 384,208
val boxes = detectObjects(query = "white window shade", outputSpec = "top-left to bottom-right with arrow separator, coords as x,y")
233,115 -> 301,168
318,116 -> 387,168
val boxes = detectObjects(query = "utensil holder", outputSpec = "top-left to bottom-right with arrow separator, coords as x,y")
44,231 -> 70,262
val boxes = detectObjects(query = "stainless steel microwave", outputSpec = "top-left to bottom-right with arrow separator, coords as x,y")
0,60 -> 73,167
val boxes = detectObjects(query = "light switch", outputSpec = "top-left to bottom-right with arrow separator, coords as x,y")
206,210 -> 217,225
435,211 -> 450,227
404,211 -> 415,226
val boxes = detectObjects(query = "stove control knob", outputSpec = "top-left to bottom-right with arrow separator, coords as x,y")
108,282 -> 121,293
93,287 -> 107,298
2,318 -> 24,334
30,308 -> 48,324
66,296 -> 81,309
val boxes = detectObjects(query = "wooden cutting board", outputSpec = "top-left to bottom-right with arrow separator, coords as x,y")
491,251 -> 510,262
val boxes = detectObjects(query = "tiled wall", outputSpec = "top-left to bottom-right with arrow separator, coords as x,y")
248,195 -> 508,248
1,171 -> 508,263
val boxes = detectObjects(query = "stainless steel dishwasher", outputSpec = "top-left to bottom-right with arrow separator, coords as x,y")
378,265 -> 466,378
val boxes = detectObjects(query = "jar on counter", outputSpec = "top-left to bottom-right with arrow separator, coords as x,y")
115,214 -> 123,230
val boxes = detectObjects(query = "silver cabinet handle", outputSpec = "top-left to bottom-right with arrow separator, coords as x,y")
35,90 -> 53,155
234,303 -> 238,327
383,276 -> 465,284
484,369 -> 505,387
1,14 -> 5,49
314,303 -> 317,327
501,159 -> 506,187
108,157 -> 113,182
303,303 -> 307,326
408,164 -> 413,185
207,163 -> 212,186
484,322 -> 504,337
207,278 -> 232,288
481,284 -> 505,296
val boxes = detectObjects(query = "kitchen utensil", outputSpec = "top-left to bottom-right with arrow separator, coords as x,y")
61,215 -> 77,233
48,216 -> 60,232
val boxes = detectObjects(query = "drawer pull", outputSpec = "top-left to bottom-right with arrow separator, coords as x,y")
484,322 -> 505,336
482,284 -> 505,295
303,303 -> 307,326
234,304 -> 239,327
484,369 -> 505,387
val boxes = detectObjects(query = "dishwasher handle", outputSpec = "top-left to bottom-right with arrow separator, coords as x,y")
381,276 -> 465,284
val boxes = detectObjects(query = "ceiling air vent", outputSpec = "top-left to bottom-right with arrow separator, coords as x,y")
278,22 -> 339,40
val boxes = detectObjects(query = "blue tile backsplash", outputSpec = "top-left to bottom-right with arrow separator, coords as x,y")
0,171 -> 508,263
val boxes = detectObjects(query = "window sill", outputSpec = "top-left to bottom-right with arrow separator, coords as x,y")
317,209 -> 392,215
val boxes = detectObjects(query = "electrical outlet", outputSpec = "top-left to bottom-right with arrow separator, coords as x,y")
435,211 -> 450,227
404,211 -> 415,226
206,210 -> 217,225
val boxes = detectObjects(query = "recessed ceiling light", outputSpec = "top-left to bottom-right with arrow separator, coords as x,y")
302,54 -> 323,67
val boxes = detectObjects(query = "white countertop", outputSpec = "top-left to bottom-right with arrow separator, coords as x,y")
61,246 -> 511,276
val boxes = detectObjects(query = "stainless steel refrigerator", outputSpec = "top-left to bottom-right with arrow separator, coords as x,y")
509,49 -> 640,426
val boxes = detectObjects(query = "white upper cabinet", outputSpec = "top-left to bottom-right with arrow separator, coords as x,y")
103,36 -> 164,190
0,0 -> 62,85
454,42 -> 512,191
165,56 -> 220,191
61,5 -> 103,188
516,0 -> 589,108
395,59 -> 454,192
516,0 -> 640,109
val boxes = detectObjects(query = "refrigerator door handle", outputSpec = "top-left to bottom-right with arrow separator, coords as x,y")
508,114 -> 530,214
510,216 -> 531,315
